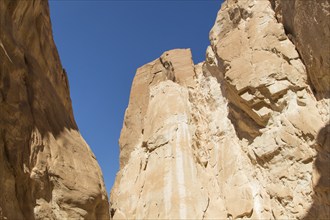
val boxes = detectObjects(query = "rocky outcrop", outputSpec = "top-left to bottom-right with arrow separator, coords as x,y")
0,1 -> 109,219
111,0 -> 329,219
118,49 -> 196,170
111,49 -> 218,219
270,0 -> 330,100
209,0 -> 329,219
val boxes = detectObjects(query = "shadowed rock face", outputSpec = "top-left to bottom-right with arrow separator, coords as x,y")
271,0 -> 330,100
0,1 -> 109,219
111,0 -> 329,219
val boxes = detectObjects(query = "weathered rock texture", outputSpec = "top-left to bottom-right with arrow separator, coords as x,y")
0,1 -> 109,219
271,0 -> 330,100
111,0 -> 329,219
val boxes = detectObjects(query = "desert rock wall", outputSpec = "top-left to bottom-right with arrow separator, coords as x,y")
271,0 -> 330,100
0,1 -> 109,219
111,0 -> 329,219
1,0 -> 328,219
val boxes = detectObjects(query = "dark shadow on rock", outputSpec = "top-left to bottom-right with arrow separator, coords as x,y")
0,0 -> 79,219
303,123 -> 330,219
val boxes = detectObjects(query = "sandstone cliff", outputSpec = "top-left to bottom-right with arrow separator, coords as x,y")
271,0 -> 330,100
111,0 -> 329,219
0,1 -> 109,219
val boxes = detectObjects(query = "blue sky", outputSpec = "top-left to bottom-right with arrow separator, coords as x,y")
49,0 -> 223,193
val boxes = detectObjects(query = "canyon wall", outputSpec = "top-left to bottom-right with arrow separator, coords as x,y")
1,0 -> 328,219
271,0 -> 330,100
0,1 -> 109,219
111,0 -> 329,219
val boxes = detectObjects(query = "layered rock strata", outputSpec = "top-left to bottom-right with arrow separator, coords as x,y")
0,1 -> 109,219
111,0 -> 329,219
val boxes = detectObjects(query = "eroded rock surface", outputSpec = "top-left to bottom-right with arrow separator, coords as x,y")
111,0 -> 329,219
0,1 -> 109,219
271,0 -> 330,99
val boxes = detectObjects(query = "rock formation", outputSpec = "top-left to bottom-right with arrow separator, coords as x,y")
0,1 -> 109,219
111,0 -> 329,219
271,0 -> 330,100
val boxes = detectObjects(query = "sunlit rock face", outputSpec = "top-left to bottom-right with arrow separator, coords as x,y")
0,1 -> 109,219
111,0 -> 329,219
209,0 -> 329,219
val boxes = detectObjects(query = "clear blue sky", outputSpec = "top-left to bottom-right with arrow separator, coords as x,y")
49,0 -> 223,193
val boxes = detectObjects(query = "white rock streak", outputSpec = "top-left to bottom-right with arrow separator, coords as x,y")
164,141 -> 172,216
175,116 -> 187,219
250,182 -> 262,219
